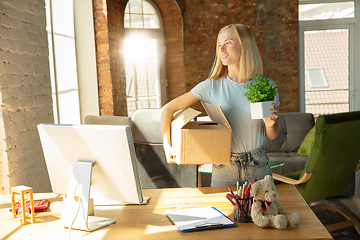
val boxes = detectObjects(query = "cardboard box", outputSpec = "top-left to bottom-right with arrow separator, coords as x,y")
170,102 -> 232,165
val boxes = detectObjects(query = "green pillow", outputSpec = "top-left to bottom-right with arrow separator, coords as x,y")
297,126 -> 315,156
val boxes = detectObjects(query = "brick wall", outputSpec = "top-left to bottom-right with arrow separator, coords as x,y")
93,0 -> 128,116
0,0 -> 53,193
155,0 -> 186,101
95,0 -> 298,115
180,0 -> 298,113
93,0 -> 114,116
107,0 -> 128,116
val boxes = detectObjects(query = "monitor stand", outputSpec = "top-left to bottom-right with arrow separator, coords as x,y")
61,161 -> 116,231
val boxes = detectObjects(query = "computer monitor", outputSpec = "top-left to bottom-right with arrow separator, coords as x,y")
37,124 -> 149,231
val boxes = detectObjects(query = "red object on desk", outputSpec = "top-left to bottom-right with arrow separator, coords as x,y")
9,199 -> 49,213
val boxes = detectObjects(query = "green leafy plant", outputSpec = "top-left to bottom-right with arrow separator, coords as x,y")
244,75 -> 278,103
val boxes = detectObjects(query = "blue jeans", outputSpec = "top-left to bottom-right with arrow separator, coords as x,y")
211,146 -> 272,187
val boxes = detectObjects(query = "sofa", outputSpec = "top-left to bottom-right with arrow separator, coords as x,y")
265,112 -> 315,175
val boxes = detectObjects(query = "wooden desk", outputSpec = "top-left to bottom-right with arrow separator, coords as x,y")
0,185 -> 332,240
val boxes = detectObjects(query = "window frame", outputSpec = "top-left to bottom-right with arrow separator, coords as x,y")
124,0 -> 161,29
298,0 -> 359,112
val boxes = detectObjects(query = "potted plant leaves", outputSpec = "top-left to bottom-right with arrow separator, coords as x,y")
244,75 -> 278,119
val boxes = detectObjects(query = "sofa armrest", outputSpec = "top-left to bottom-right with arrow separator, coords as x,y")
273,172 -> 312,185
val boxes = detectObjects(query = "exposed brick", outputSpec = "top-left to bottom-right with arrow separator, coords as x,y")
93,0 -> 298,114
0,0 -> 53,193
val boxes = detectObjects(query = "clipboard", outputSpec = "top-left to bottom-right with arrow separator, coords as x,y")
165,206 -> 236,232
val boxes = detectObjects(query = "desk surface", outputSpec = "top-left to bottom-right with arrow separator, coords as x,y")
0,185 -> 332,240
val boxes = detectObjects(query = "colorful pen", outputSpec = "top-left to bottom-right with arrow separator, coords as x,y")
228,186 -> 234,195
226,196 -> 236,206
226,194 -> 247,221
237,181 -> 239,196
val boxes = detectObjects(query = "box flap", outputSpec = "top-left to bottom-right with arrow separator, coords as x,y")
172,107 -> 202,129
201,102 -> 230,129
171,107 -> 202,164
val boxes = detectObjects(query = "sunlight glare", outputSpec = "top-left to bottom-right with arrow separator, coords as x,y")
144,224 -> 177,235
123,35 -> 150,61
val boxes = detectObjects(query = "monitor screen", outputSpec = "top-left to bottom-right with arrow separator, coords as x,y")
37,124 -> 145,205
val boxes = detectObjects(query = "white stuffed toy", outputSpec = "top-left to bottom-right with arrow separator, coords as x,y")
250,175 -> 301,229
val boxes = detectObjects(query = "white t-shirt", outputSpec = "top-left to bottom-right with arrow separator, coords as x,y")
191,75 -> 280,153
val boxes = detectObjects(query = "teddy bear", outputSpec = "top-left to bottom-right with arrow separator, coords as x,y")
250,175 -> 301,230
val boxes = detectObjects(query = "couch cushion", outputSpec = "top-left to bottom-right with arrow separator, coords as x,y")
297,126 -> 315,156
265,112 -> 315,152
267,152 -> 308,175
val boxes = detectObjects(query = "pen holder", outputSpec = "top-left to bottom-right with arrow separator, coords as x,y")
232,196 -> 252,223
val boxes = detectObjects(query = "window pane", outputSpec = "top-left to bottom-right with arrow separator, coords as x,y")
46,0 -> 81,124
130,14 -> 143,28
129,0 -> 142,14
125,2 -> 130,14
125,0 -> 160,29
53,35 -> 78,91
142,0 -> 155,14
299,2 -> 355,21
124,39 -> 160,116
51,0 -> 74,37
124,13 -> 130,28
304,29 -> 349,117
143,14 -> 160,28
58,91 -> 80,124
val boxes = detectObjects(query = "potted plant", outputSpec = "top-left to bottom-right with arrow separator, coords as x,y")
244,75 -> 278,119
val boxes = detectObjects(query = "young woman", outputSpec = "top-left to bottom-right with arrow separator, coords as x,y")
161,23 -> 280,187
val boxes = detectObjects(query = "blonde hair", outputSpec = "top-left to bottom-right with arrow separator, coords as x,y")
208,24 -> 263,80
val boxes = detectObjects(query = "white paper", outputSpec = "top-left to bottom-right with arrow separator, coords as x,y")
166,206 -> 235,231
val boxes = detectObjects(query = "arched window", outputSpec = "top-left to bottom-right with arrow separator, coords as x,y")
123,0 -> 166,116
124,0 -> 160,29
